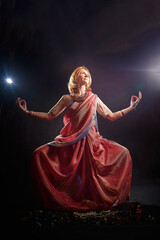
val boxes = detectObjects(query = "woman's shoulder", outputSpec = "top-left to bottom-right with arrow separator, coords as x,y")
61,94 -> 74,106
62,94 -> 73,100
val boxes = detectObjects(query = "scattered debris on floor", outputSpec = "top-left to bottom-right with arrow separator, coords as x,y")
21,202 -> 160,229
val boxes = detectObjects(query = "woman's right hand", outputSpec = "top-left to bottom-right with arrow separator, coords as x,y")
16,97 -> 27,112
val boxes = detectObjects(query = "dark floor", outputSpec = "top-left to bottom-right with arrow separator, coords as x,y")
4,202 -> 160,240
2,177 -> 160,239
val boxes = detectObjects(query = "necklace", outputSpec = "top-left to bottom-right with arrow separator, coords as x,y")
72,92 -> 88,102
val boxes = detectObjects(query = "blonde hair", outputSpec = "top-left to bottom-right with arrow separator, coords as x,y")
68,66 -> 92,94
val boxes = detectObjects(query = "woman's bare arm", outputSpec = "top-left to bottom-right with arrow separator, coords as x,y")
16,95 -> 73,121
107,106 -> 134,121
97,92 -> 142,121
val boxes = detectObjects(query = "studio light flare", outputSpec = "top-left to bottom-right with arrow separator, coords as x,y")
6,78 -> 13,84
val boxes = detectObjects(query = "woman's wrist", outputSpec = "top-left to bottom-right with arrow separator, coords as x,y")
130,101 -> 139,109
121,106 -> 133,117
25,109 -> 33,116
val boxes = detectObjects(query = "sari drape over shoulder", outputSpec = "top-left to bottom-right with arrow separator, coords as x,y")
31,91 -> 132,211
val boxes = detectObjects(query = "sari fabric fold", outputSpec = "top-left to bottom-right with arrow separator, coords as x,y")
31,91 -> 132,211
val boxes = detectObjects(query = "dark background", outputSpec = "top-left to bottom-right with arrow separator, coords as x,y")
0,0 -> 160,212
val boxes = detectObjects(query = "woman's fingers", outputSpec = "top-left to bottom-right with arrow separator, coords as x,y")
16,97 -> 27,111
131,91 -> 142,104
130,91 -> 142,108
20,100 -> 25,106
131,95 -> 138,103
16,97 -> 20,104
139,91 -> 142,100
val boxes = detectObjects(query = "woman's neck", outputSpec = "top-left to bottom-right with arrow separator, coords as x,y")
76,85 -> 86,95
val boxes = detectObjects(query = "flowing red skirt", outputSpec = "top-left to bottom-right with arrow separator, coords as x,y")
31,124 -> 132,211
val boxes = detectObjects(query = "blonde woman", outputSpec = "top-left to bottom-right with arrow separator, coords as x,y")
17,66 -> 142,211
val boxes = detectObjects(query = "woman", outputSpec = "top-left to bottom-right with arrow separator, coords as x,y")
17,66 -> 142,211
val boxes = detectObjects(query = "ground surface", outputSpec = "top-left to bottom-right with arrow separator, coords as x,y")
5,202 -> 160,239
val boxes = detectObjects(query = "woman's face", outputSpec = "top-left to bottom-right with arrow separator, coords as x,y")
76,69 -> 90,86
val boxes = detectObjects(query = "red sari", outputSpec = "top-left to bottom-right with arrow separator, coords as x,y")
31,91 -> 132,211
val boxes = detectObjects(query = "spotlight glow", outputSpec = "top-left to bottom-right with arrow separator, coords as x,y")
6,78 -> 13,84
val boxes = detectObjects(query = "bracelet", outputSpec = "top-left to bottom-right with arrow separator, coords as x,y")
130,101 -> 138,109
25,109 -> 33,116
121,111 -> 125,116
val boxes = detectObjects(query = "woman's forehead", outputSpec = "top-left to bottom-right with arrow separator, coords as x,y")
80,69 -> 89,74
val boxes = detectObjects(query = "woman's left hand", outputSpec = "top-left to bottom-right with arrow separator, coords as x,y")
130,91 -> 142,109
